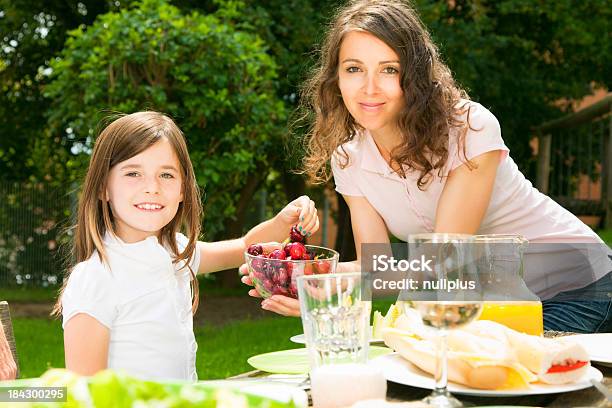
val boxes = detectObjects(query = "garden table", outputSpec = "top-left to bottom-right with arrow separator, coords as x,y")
230,331 -> 612,407
229,365 -> 611,407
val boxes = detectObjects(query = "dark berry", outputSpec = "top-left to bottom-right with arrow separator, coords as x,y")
247,244 -> 263,256
289,282 -> 298,297
263,279 -> 274,292
277,268 -> 289,285
289,225 -> 305,243
269,249 -> 286,260
251,258 -> 264,271
272,286 -> 289,296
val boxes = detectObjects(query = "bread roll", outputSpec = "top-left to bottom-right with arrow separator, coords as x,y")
456,320 -> 591,385
383,328 -> 509,390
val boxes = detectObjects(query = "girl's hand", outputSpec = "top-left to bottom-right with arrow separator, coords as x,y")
277,195 -> 319,237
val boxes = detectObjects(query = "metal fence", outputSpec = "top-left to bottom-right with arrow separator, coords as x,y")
0,181 -> 334,287
536,95 -> 612,227
0,182 -> 73,287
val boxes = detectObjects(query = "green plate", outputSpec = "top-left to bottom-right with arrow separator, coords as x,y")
247,346 -> 393,374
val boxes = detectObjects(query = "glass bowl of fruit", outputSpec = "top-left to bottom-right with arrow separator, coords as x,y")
244,227 -> 339,299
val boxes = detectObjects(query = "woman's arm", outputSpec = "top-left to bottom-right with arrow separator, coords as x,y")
434,150 -> 501,233
64,314 -> 110,376
338,194 -> 391,272
0,321 -> 17,380
197,195 -> 319,274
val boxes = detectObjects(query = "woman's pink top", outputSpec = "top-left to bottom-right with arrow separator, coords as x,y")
332,101 -> 611,299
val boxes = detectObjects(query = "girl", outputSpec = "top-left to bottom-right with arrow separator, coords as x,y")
53,111 -> 319,380
247,0 -> 611,332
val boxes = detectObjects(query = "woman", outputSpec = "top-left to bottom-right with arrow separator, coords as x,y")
242,0 -> 611,332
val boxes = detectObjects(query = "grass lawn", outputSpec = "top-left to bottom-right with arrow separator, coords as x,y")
0,277 -> 246,304
13,299 -> 394,380
597,229 -> 612,245
13,316 -> 303,380
0,287 -> 59,303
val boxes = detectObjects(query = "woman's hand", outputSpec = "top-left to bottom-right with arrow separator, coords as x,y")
239,266 -> 301,316
276,195 -> 319,237
261,296 -> 301,317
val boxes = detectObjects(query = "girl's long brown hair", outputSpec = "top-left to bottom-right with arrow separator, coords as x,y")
52,111 -> 202,317
301,0 -> 474,188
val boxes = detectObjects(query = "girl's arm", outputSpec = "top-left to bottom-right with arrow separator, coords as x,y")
246,194 -> 391,316
434,150 -> 501,233
197,195 -> 319,274
64,314 -> 110,376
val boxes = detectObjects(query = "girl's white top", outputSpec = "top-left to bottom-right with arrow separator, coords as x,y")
61,232 -> 200,381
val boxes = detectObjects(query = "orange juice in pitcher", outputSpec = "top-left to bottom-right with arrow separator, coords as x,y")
474,235 -> 543,336
479,301 -> 543,336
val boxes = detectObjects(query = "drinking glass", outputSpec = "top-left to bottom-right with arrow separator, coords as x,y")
297,272 -> 386,407
297,272 -> 370,368
403,233 -> 483,408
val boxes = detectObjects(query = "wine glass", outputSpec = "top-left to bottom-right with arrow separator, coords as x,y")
401,233 -> 483,408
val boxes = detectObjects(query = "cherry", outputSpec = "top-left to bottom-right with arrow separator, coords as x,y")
269,249 -> 286,260
289,225 -> 305,243
284,242 -> 294,257
315,261 -> 331,274
247,244 -> 263,256
289,242 -> 307,260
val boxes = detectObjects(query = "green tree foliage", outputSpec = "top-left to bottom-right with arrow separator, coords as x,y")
42,0 -> 286,239
1,0 -> 610,286
0,0 -> 114,181
417,0 -> 610,168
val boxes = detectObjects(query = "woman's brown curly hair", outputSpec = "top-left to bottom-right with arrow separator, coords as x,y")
301,0 -> 474,189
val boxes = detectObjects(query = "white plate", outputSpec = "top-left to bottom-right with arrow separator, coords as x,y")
565,333 -> 612,366
370,352 -> 603,397
290,326 -> 383,344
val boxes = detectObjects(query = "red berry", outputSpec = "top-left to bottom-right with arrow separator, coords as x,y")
251,258 -> 263,271
289,242 -> 307,260
315,261 -> 331,274
289,283 -> 298,298
263,279 -> 273,292
273,286 -> 289,296
251,270 -> 264,282
289,225 -> 305,243
277,267 -> 289,285
247,244 -> 263,256
304,264 -> 314,275
269,249 -> 286,260
284,242 -> 294,257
